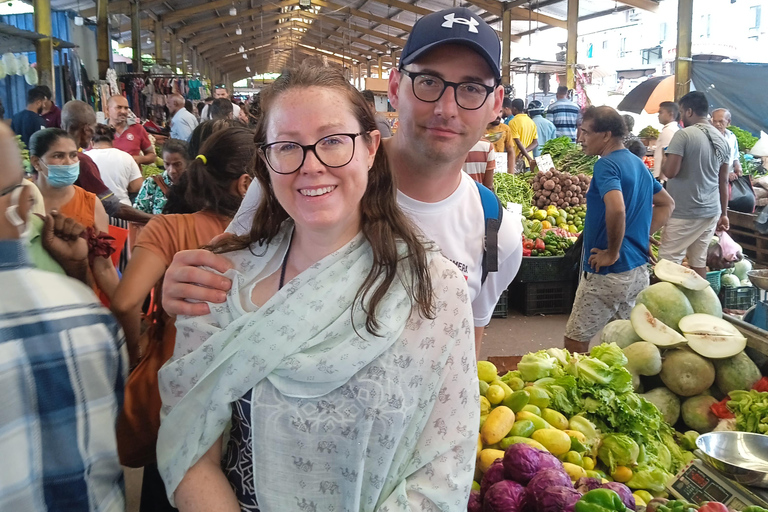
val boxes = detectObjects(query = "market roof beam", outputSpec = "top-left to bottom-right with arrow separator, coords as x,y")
162,0 -> 237,27
311,0 -> 412,33
300,10 -> 407,48
176,0 -> 295,39
617,0 -> 659,13
187,13 -> 284,48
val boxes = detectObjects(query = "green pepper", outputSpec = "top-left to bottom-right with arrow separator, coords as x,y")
545,244 -> 557,252
657,500 -> 698,512
575,489 -> 627,512
531,250 -> 538,256
544,250 -> 552,256
742,507 -> 768,512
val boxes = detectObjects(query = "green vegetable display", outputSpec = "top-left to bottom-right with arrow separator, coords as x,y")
728,125 -> 759,152
541,137 -> 598,176
141,163 -> 163,179
598,434 -> 640,472
656,500 -> 699,512
638,126 -> 660,139
494,172 -> 534,207
575,489 -> 627,512
16,135 -> 31,174
727,389 -> 768,433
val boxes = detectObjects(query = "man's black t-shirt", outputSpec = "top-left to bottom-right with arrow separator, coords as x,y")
11,109 -> 47,147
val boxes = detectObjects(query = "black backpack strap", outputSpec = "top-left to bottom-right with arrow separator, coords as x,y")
474,181 -> 503,284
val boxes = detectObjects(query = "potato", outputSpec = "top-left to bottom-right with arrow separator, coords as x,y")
542,189 -> 551,196
554,185 -> 562,194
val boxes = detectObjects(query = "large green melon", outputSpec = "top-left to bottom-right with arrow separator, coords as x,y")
678,285 -> 723,318
600,319 -> 643,349
635,282 -> 694,332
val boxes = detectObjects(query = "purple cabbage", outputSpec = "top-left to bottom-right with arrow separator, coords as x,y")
483,480 -> 528,512
503,443 -> 564,485
602,482 -> 637,511
526,468 -> 573,510
575,477 -> 603,494
537,486 -> 582,512
480,461 -> 507,500
468,490 -> 482,512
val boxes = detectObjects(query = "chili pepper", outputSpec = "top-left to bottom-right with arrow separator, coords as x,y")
575,489 -> 627,512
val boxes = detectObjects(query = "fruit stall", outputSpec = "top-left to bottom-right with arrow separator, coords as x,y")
472,258 -> 768,512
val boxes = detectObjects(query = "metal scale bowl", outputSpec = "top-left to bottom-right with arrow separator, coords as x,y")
743,270 -> 768,329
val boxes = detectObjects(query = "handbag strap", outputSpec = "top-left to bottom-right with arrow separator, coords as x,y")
152,174 -> 170,196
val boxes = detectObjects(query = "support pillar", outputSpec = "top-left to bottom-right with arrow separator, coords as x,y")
675,0 -> 693,101
33,0 -> 55,93
154,20 -> 162,64
180,42 -> 187,75
501,2 -> 511,86
131,0 -> 141,71
169,35 -> 177,72
377,55 -> 383,78
565,0 -> 578,90
192,51 -> 198,75
96,0 -> 110,79
366,59 -> 372,78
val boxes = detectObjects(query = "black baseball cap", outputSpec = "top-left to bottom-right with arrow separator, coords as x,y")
399,7 -> 501,82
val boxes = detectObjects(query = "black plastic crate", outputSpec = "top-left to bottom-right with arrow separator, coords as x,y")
492,290 -> 509,318
509,280 -> 575,316
720,285 -> 759,310
516,256 -> 576,283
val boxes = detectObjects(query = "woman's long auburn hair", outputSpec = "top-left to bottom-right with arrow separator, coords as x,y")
213,63 -> 436,334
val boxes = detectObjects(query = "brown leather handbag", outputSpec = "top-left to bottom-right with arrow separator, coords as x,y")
116,285 -> 176,468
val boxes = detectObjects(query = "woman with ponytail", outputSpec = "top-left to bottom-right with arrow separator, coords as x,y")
110,125 -> 255,511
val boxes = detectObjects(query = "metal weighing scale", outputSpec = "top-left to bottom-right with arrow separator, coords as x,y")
667,432 -> 768,510
743,271 -> 768,330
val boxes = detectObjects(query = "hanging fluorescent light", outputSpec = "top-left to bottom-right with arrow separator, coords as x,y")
246,66 -> 250,72
229,4 -> 237,16
74,15 -> 84,26
236,25 -> 242,35
243,53 -> 248,59
147,37 -> 151,44
239,45 -> 245,53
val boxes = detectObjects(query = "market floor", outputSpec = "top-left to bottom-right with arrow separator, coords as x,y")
123,312 -> 591,510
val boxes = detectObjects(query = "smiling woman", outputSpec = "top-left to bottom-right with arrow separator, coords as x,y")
155,63 -> 478,512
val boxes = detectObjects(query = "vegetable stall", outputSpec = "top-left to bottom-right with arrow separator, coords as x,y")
472,259 -> 768,512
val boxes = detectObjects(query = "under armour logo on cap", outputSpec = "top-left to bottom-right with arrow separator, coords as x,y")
442,13 -> 479,33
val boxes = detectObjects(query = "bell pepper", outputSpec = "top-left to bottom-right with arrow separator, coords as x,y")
523,248 -> 532,257
752,377 -> 768,393
523,239 -> 535,250
656,500 -> 698,512
575,489 -> 627,512
535,238 -> 546,251
698,503 -> 729,512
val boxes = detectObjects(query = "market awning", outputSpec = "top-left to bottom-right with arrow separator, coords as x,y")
0,22 -> 77,54
615,68 -> 657,80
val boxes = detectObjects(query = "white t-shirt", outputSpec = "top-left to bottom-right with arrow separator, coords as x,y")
200,101 -> 241,121
86,147 -> 143,206
654,122 -> 679,178
228,172 -> 523,327
724,129 -> 740,173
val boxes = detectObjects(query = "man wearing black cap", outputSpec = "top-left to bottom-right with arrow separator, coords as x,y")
159,7 -> 523,357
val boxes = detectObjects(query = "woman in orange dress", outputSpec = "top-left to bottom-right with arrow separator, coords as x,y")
29,128 -> 119,299
110,126 -> 256,512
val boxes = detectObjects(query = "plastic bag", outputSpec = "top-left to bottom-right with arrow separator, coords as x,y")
717,230 -> 743,262
728,175 -> 756,213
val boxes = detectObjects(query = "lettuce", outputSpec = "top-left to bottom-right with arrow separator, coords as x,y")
518,351 -> 559,382
590,343 -> 628,368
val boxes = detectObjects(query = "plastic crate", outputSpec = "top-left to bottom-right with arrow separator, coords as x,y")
706,270 -> 724,294
509,280 -> 575,316
516,256 -> 574,283
492,290 -> 508,318
720,285 -> 759,310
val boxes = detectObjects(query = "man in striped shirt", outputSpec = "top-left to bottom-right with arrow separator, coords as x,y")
0,122 -> 128,512
547,86 -> 581,141
463,139 -> 496,187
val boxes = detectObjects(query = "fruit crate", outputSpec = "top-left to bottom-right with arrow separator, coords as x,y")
515,256 -> 575,283
706,270 -> 724,294
720,285 -> 759,310
509,280 -> 575,316
492,290 -> 508,318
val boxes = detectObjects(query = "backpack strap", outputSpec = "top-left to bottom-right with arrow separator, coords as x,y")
474,181 -> 503,285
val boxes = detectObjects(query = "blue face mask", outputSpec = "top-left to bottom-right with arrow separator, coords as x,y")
41,161 -> 80,188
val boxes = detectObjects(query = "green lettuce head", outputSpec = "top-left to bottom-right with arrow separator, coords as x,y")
598,433 -> 640,472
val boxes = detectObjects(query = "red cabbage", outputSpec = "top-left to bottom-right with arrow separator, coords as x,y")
483,480 -> 528,512
480,461 -> 507,500
526,468 -> 573,510
468,490 -> 482,512
537,486 -> 582,512
575,477 -> 603,494
503,444 -> 563,484
602,482 -> 636,511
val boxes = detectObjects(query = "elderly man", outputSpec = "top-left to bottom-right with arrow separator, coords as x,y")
160,6 -> 524,359
200,85 -> 240,121
107,95 -> 157,165
62,100 -> 153,224
711,108 -> 742,181
167,93 -> 198,142
0,121 -> 128,512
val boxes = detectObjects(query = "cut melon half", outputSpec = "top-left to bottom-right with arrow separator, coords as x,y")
630,304 -> 688,347
678,314 -> 742,336
684,333 -> 747,359
654,259 -> 710,291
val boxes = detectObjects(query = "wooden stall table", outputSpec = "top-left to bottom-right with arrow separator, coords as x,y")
727,209 -> 768,266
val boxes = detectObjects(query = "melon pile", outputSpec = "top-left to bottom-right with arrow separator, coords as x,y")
601,259 -> 761,434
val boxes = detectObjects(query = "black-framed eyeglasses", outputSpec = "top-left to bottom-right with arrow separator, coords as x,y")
259,133 -> 365,175
399,69 -> 497,110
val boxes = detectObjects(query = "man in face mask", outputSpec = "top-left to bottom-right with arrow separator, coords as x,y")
10,87 -> 47,147
0,121 -> 129,512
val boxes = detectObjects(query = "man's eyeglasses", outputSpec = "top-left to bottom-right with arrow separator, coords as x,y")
399,69 -> 497,111
259,133 -> 364,175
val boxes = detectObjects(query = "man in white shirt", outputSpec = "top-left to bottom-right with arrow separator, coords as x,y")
160,7 -> 523,356
654,101 -> 680,180
167,93 -> 198,142
200,85 -> 241,121
711,108 -> 742,181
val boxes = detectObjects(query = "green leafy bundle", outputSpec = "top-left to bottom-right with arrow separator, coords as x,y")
494,172 -> 534,207
728,125 -> 759,152
540,136 -> 598,176
638,126 -> 660,139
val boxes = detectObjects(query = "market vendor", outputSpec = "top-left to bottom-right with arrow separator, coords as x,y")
710,108 -> 742,181
564,106 -> 675,353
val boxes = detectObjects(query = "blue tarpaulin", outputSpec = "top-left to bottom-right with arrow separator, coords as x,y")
691,60 -> 768,136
